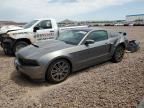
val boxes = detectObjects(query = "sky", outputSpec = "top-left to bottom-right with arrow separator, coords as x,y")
0,0 -> 144,22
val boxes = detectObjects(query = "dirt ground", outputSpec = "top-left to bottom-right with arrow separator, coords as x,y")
0,26 -> 144,108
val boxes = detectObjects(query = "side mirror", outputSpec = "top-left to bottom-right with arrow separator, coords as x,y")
85,40 -> 95,45
33,27 -> 39,32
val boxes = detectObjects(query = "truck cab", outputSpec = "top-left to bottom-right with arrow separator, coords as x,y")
0,18 -> 59,55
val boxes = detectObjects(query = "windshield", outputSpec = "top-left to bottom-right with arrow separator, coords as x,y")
57,30 -> 88,45
23,20 -> 38,29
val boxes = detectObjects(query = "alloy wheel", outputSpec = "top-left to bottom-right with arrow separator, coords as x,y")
50,60 -> 70,82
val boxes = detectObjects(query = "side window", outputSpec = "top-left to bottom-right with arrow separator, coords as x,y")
87,30 -> 108,42
36,20 -> 52,29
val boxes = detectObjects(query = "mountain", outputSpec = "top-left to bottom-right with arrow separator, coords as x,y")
0,21 -> 26,27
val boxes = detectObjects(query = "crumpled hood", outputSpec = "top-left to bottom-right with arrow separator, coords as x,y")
17,39 -> 74,59
0,25 -> 23,34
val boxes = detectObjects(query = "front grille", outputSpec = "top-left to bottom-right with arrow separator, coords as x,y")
18,57 -> 39,66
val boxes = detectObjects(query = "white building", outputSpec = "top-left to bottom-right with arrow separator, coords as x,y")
126,14 -> 144,22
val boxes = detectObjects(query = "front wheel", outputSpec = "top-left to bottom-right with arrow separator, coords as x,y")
3,43 -> 12,55
111,45 -> 125,63
13,41 -> 29,54
46,59 -> 71,83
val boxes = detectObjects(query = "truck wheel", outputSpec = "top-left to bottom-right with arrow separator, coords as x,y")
3,44 -> 12,55
46,59 -> 71,83
111,45 -> 125,63
13,41 -> 29,54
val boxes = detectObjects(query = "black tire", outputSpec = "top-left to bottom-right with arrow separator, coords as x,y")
111,45 -> 125,63
127,42 -> 139,53
13,41 -> 29,54
3,44 -> 12,55
46,59 -> 71,83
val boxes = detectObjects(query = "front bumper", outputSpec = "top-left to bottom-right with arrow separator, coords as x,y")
14,59 -> 46,80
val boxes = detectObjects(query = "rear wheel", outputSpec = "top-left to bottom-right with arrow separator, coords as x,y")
111,45 -> 125,63
46,59 -> 71,83
13,41 -> 29,54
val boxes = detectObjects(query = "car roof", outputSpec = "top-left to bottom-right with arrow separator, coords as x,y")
70,27 -> 108,32
34,18 -> 56,21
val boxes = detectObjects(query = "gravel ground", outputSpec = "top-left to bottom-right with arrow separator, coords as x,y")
0,26 -> 144,108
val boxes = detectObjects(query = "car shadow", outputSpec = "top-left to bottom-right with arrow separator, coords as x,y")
70,61 -> 111,77
10,60 -> 112,87
10,70 -> 53,87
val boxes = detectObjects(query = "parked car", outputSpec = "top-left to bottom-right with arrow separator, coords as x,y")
0,18 -> 87,55
15,28 -> 128,83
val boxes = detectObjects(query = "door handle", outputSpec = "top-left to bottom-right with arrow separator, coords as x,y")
50,31 -> 54,32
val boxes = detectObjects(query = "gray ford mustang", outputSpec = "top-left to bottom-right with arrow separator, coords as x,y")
15,28 -> 128,83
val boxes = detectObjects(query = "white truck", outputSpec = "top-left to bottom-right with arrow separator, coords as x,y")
0,18 -> 86,55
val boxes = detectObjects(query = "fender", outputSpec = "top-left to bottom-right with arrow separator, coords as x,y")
9,32 -> 36,44
110,35 -> 128,56
2,37 -> 32,49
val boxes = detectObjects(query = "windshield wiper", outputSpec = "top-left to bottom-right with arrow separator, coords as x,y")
31,43 -> 39,48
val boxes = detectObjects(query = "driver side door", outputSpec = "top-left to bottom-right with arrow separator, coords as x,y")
34,20 -> 55,42
82,30 -> 111,66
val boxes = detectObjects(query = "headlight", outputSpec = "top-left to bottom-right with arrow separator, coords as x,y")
18,57 -> 39,66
